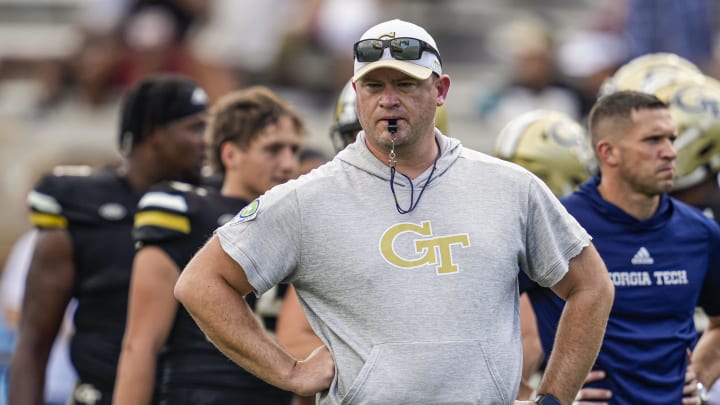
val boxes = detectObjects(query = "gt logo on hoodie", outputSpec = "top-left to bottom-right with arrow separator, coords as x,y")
380,221 -> 470,275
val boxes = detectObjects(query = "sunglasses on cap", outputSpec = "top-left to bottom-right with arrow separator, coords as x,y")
354,37 -> 442,64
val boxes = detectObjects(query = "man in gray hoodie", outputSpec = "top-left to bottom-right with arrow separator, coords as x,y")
175,19 -> 614,405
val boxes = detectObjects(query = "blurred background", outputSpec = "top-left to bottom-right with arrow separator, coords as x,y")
0,0 -> 719,266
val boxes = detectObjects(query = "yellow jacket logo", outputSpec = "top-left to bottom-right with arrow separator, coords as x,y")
380,221 -> 470,275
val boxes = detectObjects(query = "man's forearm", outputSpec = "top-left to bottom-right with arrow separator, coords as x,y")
8,349 -> 48,405
206,299 -> 298,389
536,288 -> 612,404
113,346 -> 159,404
177,276 -> 298,391
177,237 -> 334,397
692,324 -> 720,388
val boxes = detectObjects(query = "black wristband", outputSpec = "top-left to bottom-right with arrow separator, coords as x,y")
534,393 -> 563,405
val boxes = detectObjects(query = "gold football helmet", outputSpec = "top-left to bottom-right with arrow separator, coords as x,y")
494,110 -> 596,197
330,80 -> 449,152
652,80 -> 720,190
330,81 -> 363,152
599,52 -> 704,96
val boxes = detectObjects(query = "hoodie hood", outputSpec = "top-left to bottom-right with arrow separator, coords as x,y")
336,129 -> 463,187
571,175 -> 673,232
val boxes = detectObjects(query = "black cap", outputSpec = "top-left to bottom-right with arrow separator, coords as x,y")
119,74 -> 208,155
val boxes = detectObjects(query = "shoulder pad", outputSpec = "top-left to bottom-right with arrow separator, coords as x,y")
28,169 -> 127,229
134,186 -> 192,240
168,181 -> 209,197
138,190 -> 189,214
27,190 -> 66,228
51,165 -> 93,177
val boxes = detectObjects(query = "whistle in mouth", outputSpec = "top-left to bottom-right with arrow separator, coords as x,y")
388,119 -> 398,134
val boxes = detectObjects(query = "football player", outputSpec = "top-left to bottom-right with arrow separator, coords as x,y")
598,52 -> 705,97
493,109 -> 596,197
522,91 -> 720,404
597,51 -> 720,223
493,110 -> 598,401
654,80 -> 720,225
113,86 -> 303,404
659,78 -> 720,404
9,74 -> 209,405
517,62 -> 720,404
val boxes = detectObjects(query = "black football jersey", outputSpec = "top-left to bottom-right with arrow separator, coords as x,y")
27,167 -> 140,391
133,181 -> 290,400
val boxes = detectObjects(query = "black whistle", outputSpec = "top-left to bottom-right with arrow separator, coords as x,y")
388,119 -> 398,134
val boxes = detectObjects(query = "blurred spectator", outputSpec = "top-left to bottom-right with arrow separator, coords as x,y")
67,29 -> 124,109
556,1 -> 629,117
33,0 -> 206,112
186,0 -> 376,100
624,0 -> 716,72
478,15 -> 585,135
274,0 -> 380,94
115,1 -> 206,90
188,0 -> 296,101
32,29 -> 121,114
557,31 -> 628,117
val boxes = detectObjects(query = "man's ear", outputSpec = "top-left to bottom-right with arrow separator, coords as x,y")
597,140 -> 618,166
435,75 -> 451,107
220,141 -> 240,170
144,128 -> 166,152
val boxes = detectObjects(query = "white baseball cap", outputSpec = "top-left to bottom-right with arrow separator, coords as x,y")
352,19 -> 442,83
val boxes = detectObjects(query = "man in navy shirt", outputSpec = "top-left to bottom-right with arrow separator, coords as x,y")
525,90 -> 720,404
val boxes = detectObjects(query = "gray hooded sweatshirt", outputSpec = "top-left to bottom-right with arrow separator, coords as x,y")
218,131 -> 589,404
